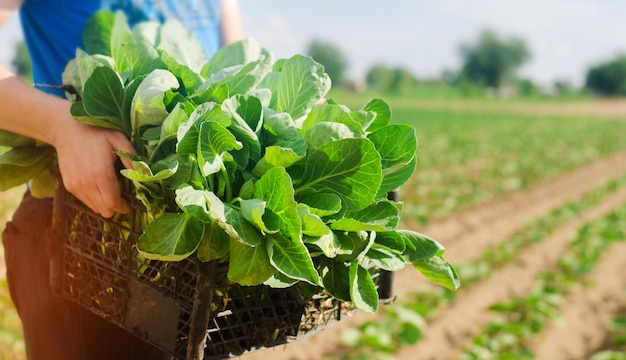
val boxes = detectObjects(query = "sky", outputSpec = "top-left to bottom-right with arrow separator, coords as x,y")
1,0 -> 625,87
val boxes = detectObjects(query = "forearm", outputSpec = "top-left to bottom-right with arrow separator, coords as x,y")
0,65 -> 69,148
0,65 -> 136,217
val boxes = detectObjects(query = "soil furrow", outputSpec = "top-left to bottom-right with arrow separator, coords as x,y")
395,187 -> 626,360
530,241 -> 626,360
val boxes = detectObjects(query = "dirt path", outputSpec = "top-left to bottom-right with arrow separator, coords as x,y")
239,151 -> 626,360
395,98 -> 626,120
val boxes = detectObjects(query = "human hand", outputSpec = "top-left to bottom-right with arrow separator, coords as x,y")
54,121 -> 136,218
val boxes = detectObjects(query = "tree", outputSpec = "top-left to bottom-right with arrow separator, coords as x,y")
11,40 -> 32,84
459,29 -> 530,88
366,64 -> 394,92
585,55 -> 626,96
306,39 -> 348,86
366,64 -> 417,93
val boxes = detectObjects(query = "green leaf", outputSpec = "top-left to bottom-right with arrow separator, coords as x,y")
0,146 -> 56,191
254,167 -> 302,242
228,238 -> 276,286
373,231 -> 406,254
377,156 -> 417,198
252,146 -> 303,178
0,130 -> 35,148
268,55 -> 331,120
297,191 -> 342,217
227,94 -> 263,132
297,204 -> 330,237
83,10 -> 115,56
264,272 -> 298,288
156,18 -> 208,73
130,69 -> 180,133
349,262 -> 378,313
206,61 -> 270,97
241,198 -> 280,234
117,41 -> 163,82
176,102 -> 230,155
414,255 -> 461,291
334,231 -> 375,263
366,244 -> 407,271
174,185 -> 210,219
259,110 -> 308,170
190,83 -> 229,105
267,232 -> 319,285
197,221 -> 230,262
197,120 -> 242,177
198,39 -> 273,99
201,38 -> 272,78
320,258 -> 351,301
301,103 -> 364,135
120,159 -> 177,182
400,230 -> 446,262
368,124 -> 417,196
162,153 -> 196,190
82,66 -> 127,133
330,200 -> 399,232
62,49 -> 115,98
297,138 -> 382,210
110,11 -> 135,72
69,101 -> 122,132
136,212 -> 204,261
222,95 -> 262,163
160,104 -> 190,139
176,122 -> 201,162
304,122 -> 358,151
220,201 -> 264,246
304,232 -> 348,259
362,98 -> 391,132
159,50 -> 204,93
175,186 -> 263,247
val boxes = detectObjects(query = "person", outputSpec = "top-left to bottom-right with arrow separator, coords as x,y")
0,1 -> 244,359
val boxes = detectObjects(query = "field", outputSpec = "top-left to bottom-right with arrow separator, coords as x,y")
1,95 -> 626,359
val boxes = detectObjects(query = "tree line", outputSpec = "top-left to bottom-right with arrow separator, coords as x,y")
305,30 -> 626,97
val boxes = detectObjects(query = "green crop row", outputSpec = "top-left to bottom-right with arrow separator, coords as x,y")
326,174 -> 626,360
459,204 -> 626,359
403,111 -> 626,224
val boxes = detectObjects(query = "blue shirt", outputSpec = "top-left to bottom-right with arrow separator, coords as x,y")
20,0 -> 223,97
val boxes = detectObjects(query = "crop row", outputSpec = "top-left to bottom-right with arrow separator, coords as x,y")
324,173 -> 626,360
402,110 -> 626,224
459,203 -> 626,359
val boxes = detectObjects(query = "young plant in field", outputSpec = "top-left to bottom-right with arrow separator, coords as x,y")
3,11 -> 459,313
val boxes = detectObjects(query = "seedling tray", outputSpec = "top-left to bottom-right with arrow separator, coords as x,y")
49,180 -> 394,359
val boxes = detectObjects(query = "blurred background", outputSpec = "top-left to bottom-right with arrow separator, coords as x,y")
3,0 -> 626,94
2,1 -> 626,359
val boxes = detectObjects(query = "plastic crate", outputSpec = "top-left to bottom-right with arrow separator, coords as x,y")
49,180 -> 395,359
